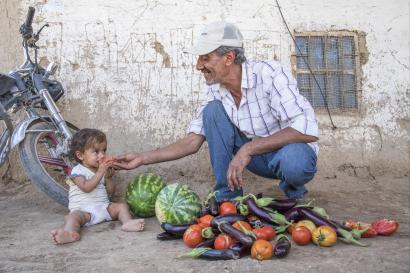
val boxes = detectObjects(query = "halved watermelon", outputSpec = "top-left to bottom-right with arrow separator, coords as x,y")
126,173 -> 166,217
155,183 -> 202,224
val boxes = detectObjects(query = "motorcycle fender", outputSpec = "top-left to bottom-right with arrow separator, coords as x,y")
10,117 -> 53,149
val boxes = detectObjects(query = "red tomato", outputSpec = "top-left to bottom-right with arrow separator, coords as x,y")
252,226 -> 276,241
219,202 -> 237,215
183,227 -> 203,248
344,220 -> 378,238
232,221 -> 253,232
197,214 -> 214,228
292,226 -> 312,246
371,219 -> 399,236
214,234 -> 235,250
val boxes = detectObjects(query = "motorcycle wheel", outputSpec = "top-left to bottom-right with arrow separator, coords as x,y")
19,120 -> 79,207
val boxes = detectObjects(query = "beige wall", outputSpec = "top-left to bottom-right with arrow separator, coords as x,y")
1,0 -> 409,186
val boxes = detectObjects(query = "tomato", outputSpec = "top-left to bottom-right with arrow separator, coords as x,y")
183,227 -> 203,248
232,221 -> 253,232
219,202 -> 237,215
214,234 -> 235,250
371,219 -> 399,236
188,224 -> 204,232
252,226 -> 276,241
292,226 -> 311,246
344,220 -> 378,238
295,220 -> 316,234
311,226 -> 337,247
197,214 -> 214,228
251,239 -> 273,260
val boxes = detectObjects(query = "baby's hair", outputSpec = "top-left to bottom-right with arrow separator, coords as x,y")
69,128 -> 107,163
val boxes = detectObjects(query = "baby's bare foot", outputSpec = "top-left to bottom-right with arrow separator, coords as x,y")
122,219 -> 145,232
51,229 -> 80,245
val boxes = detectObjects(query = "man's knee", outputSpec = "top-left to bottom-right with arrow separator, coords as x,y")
276,144 -> 317,187
203,100 -> 224,121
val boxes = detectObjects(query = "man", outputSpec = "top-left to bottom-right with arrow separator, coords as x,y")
115,21 -> 319,201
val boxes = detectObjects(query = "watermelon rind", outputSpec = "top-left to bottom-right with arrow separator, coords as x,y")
155,182 -> 202,224
126,173 -> 166,217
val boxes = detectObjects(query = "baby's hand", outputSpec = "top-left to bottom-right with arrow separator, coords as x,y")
97,155 -> 117,173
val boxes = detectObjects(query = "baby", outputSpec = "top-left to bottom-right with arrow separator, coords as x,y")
51,128 -> 144,244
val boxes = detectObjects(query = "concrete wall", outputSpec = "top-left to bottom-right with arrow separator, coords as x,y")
1,0 -> 409,185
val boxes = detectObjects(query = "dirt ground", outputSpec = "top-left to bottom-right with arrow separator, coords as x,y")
0,172 -> 409,273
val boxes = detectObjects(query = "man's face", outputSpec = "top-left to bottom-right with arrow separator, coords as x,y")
195,51 -> 229,85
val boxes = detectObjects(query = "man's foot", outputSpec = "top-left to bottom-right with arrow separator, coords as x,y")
121,219 -> 145,232
51,229 -> 80,245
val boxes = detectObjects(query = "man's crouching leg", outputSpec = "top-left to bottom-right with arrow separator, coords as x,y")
202,100 -> 246,201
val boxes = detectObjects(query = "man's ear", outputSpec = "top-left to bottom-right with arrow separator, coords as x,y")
224,51 -> 236,66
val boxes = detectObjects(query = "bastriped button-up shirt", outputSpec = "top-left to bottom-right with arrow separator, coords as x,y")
187,60 -> 319,155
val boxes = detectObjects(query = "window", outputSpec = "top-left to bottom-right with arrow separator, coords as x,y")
294,32 -> 360,110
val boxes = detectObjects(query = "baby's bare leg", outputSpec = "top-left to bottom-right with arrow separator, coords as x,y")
107,203 -> 145,232
51,211 -> 91,244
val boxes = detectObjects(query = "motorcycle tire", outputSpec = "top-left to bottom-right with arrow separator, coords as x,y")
19,120 -> 79,207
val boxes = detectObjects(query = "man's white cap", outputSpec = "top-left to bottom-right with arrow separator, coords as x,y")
185,21 -> 244,55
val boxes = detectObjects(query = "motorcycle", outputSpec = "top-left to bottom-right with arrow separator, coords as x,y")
0,6 -> 78,206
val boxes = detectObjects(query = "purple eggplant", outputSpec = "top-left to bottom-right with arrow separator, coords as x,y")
249,219 -> 280,229
273,235 -> 291,258
228,242 -> 250,257
156,231 -> 182,240
218,223 -> 254,248
265,198 -> 297,213
197,249 -> 240,260
210,214 -> 247,228
161,223 -> 192,235
245,197 -> 291,226
196,238 -> 216,248
208,195 -> 219,216
284,207 -> 304,222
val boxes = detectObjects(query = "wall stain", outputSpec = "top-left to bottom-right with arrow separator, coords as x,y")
153,41 -> 171,68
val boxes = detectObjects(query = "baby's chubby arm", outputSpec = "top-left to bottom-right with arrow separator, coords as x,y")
72,159 -> 113,193
72,170 -> 106,193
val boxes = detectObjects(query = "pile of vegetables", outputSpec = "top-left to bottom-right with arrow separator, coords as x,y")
156,192 -> 399,261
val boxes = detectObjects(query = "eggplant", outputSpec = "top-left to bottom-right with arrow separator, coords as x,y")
265,198 -> 297,213
197,249 -> 240,260
156,231 -> 182,241
196,238 -> 216,248
273,235 -> 291,258
245,197 -> 290,226
284,207 -> 304,222
208,195 -> 219,216
161,223 -> 192,235
218,223 -> 254,248
330,219 -> 352,232
297,208 -> 343,236
210,214 -> 247,228
228,242 -> 250,257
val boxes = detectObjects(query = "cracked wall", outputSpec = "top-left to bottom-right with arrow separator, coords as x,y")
0,0 -> 409,184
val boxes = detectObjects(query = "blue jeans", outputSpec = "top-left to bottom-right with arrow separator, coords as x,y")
203,100 -> 317,201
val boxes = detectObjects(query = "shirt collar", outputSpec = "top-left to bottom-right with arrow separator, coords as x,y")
241,61 -> 256,89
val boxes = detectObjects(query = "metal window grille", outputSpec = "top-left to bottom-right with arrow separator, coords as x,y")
295,33 -> 359,109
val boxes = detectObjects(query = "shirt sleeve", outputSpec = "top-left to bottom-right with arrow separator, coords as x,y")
269,66 -> 319,138
186,88 -> 218,136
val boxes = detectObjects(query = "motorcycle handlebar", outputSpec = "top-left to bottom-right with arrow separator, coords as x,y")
25,7 -> 35,28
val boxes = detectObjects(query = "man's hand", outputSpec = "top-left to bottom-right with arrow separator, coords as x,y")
227,145 -> 251,191
113,153 -> 144,170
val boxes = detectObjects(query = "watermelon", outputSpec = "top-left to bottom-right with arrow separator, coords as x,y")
155,183 -> 202,224
126,173 -> 166,217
